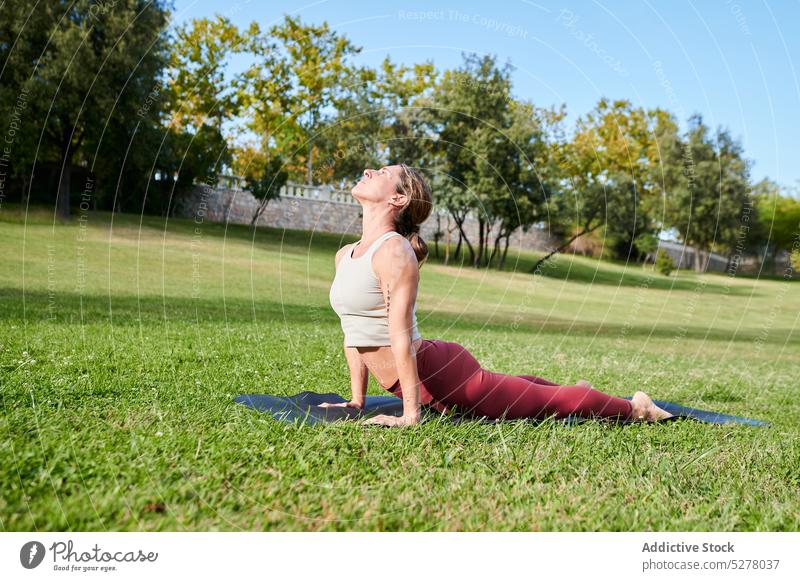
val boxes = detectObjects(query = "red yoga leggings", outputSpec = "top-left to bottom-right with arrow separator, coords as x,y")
387,339 -> 633,421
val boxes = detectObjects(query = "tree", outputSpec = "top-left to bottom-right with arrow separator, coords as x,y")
655,248 -> 674,276
313,65 -> 383,186
0,0 -> 55,203
236,21 -> 292,172
531,99 -> 660,272
425,53 -> 515,267
167,15 -> 246,132
320,57 -> 437,186
752,179 -> 800,265
487,100 -> 562,270
660,115 -> 751,271
17,0 -> 170,218
268,15 -> 361,184
161,124 -> 231,213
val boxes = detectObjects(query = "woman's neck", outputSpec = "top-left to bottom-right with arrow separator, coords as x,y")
359,204 -> 396,242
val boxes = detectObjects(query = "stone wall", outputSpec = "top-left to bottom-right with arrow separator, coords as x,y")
178,183 -> 561,253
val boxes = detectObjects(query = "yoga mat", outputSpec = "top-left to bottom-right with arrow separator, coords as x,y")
234,391 -> 771,427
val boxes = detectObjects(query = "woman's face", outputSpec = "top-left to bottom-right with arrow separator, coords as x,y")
351,165 -> 403,204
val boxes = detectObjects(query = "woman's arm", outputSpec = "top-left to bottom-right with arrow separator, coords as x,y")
322,242 -> 368,410
372,238 -> 422,425
344,340 -> 368,407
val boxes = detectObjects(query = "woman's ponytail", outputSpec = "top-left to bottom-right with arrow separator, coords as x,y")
394,164 -> 433,267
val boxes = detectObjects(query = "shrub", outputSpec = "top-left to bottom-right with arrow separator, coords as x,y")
655,248 -> 675,276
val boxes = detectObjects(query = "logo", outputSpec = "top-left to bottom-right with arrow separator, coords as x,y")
20,541 -> 46,569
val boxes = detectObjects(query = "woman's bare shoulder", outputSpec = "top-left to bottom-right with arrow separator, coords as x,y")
334,242 -> 355,269
373,236 -> 418,275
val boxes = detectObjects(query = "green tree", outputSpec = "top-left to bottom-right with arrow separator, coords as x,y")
313,65 -> 382,186
320,57 -> 437,186
268,15 -> 361,184
487,100 -> 563,270
661,115 -> 751,271
531,99 -> 660,272
752,179 -> 800,265
425,53 -> 515,266
0,0 -> 55,203
235,21 -> 292,172
167,15 -> 246,132
152,124 -> 231,217
21,0 -> 170,218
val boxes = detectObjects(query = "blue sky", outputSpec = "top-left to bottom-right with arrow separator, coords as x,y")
172,0 -> 800,190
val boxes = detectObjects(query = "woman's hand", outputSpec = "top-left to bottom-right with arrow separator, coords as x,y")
363,414 -> 420,427
318,401 -> 363,410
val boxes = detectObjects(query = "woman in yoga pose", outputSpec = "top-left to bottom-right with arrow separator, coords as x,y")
324,164 -> 673,426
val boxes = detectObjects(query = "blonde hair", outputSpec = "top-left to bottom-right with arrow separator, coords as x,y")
394,164 -> 433,266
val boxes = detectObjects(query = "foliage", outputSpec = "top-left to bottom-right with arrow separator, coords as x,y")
318,58 -> 437,188
159,124 -> 231,212
654,248 -> 675,276
634,232 -> 659,261
0,7 -> 783,275
0,0 -> 171,217
241,15 -> 361,184
751,179 -> 800,261
168,15 -> 247,131
659,115 -> 751,271
421,53 -> 558,268
531,99 -> 664,272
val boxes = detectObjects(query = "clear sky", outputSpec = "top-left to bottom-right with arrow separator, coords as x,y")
172,0 -> 800,190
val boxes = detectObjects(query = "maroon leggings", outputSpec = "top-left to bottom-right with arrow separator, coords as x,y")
387,339 -> 633,421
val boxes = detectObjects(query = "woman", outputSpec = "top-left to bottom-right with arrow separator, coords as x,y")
324,164 -> 673,427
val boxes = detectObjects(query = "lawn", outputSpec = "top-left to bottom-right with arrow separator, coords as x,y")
1,205 -> 798,531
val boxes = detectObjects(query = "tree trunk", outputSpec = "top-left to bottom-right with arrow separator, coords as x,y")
57,162 -> 71,219
444,214 -> 451,266
56,129 -> 83,220
474,218 -> 483,267
251,199 -> 270,227
499,234 -> 511,270
452,213 -> 474,264
489,226 -> 504,268
724,253 -> 734,273
702,249 -> 713,272
433,213 -> 441,258
529,223 -> 602,273
306,141 -> 313,185
21,176 -> 30,206
693,246 -> 702,272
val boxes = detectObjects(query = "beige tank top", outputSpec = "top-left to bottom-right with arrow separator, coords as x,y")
329,230 -> 422,347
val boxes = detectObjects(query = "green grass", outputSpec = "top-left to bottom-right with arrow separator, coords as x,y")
1,205 -> 798,531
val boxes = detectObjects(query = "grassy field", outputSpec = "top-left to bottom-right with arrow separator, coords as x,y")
1,204 -> 798,531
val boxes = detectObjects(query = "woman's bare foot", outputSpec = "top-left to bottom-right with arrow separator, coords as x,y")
576,379 -> 593,388
630,391 -> 673,422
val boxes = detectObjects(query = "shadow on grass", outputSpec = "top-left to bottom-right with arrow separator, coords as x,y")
3,287 -> 794,346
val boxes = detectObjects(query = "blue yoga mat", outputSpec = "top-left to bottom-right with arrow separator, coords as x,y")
234,391 -> 771,427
